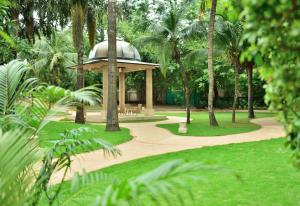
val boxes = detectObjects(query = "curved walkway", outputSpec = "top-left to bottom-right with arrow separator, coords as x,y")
50,117 -> 285,184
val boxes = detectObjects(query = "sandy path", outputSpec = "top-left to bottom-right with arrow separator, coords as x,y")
50,117 -> 285,184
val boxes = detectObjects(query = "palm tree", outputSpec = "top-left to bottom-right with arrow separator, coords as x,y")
32,32 -> 77,86
137,1 -> 193,123
106,0 -> 120,131
215,20 -> 243,123
71,0 -> 86,124
71,0 -> 98,124
207,0 -> 219,126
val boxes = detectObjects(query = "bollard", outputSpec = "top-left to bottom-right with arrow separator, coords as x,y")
178,120 -> 187,134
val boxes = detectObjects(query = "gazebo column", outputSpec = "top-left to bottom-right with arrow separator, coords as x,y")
145,68 -> 154,116
102,69 -> 108,118
119,69 -> 126,113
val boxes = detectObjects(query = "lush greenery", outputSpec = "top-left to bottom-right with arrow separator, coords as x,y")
39,121 -> 132,154
0,59 -> 202,205
45,138 -> 300,206
157,111 -> 274,136
1,0 -> 268,111
0,60 -> 117,205
241,0 -> 300,166
1,0 -> 299,205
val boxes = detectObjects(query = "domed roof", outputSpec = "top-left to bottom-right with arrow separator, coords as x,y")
88,40 -> 141,61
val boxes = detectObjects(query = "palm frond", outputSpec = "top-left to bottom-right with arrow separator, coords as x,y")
182,19 -> 208,39
0,60 -> 37,115
58,85 -> 101,106
27,85 -> 100,132
158,42 -> 173,76
95,160 -> 211,206
0,129 -> 41,206
185,48 -> 208,63
135,35 -> 172,76
30,127 -> 120,206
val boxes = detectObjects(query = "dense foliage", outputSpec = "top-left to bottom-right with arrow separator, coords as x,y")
0,0 -> 268,110
241,0 -> 300,165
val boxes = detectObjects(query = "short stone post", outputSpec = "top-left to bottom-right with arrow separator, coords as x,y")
178,120 -> 187,134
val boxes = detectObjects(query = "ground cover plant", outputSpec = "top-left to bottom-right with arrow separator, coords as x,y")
157,111 -> 274,136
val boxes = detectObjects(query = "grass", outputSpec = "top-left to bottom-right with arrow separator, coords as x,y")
49,138 -> 300,206
156,111 -> 275,136
39,121 -> 132,154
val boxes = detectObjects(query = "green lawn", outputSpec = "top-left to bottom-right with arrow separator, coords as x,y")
39,121 -> 132,154
157,111 -> 275,136
49,138 -> 300,206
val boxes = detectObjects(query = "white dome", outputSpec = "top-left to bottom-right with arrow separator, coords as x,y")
88,40 -> 141,61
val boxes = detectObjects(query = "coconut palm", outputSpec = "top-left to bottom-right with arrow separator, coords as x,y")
207,0 -> 219,126
215,20 -> 243,123
71,0 -> 87,124
32,32 -> 77,86
106,0 -> 120,131
137,0 -> 194,123
216,19 -> 256,120
71,0 -> 98,124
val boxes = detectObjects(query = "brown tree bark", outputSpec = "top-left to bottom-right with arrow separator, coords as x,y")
232,65 -> 239,123
174,46 -> 191,124
207,0 -> 219,126
75,41 -> 85,124
106,0 -> 120,131
247,64 -> 255,119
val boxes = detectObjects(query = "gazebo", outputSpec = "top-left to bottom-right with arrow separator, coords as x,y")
83,40 -> 160,119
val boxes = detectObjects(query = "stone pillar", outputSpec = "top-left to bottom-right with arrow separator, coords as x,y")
102,68 -> 108,118
145,69 -> 154,116
119,69 -> 126,113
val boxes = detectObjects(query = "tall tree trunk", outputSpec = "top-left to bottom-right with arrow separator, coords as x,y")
213,77 -> 219,107
175,47 -> 191,124
106,0 -> 120,131
247,64 -> 255,118
232,65 -> 239,123
75,41 -> 85,124
207,0 -> 219,126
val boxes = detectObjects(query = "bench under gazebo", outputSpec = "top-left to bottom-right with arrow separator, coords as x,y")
81,40 -> 164,122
